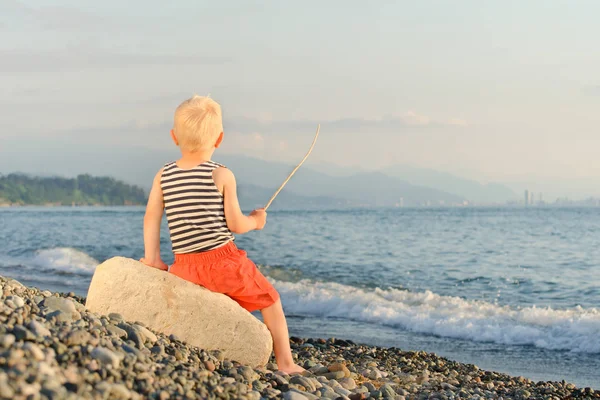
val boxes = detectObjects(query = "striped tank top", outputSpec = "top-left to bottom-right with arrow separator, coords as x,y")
161,160 -> 234,254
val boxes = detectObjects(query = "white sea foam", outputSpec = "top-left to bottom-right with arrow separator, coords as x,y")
272,278 -> 600,353
31,248 -> 99,275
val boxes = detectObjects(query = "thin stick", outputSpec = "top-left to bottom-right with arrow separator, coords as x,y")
264,124 -> 321,211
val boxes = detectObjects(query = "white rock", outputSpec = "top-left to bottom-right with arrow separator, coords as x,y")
5,279 -> 24,289
23,343 -> 45,361
133,324 -> 157,344
42,297 -> 77,314
367,368 -> 382,380
91,347 -> 120,369
283,390 -> 309,400
85,257 -> 273,367
11,296 -> 25,308
37,362 -> 56,378
0,334 -> 15,348
108,383 -> 132,400
338,377 -> 356,390
20,383 -> 41,397
28,320 -> 51,338
333,386 -> 352,397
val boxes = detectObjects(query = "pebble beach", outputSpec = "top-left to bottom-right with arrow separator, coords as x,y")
1,275 -> 597,400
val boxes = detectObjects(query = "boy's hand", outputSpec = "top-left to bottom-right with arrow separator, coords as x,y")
139,258 -> 168,271
250,208 -> 267,230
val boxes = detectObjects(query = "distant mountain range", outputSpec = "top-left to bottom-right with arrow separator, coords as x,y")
217,155 -> 465,207
0,145 -> 519,208
301,161 -> 518,204
381,165 -> 518,204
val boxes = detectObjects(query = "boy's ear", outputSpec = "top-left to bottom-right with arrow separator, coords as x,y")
170,129 -> 179,146
215,132 -> 224,148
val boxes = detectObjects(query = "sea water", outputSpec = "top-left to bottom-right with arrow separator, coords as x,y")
1,207 -> 598,388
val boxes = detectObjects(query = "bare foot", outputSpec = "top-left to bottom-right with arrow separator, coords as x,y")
278,363 -> 305,375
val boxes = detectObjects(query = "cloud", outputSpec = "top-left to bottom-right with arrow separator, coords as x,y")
0,0 -> 29,14
446,118 -> 469,127
8,111 -> 470,153
400,111 -> 430,126
0,48 -> 231,73
583,85 -> 600,96
31,6 -> 113,32
225,113 -> 468,135
0,0 -> 121,32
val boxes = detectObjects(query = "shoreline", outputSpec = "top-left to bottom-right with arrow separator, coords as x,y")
1,276 -> 597,399
0,204 -> 144,208
4,203 -> 600,210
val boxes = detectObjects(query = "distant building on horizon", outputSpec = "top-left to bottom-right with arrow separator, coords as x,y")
529,191 -> 535,206
524,190 -> 529,206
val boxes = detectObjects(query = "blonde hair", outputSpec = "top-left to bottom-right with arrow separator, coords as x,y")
173,95 -> 223,151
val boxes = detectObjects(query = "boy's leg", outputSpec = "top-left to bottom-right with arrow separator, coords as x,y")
260,299 -> 304,374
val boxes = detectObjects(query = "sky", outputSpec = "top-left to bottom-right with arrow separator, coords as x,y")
1,0 -> 600,198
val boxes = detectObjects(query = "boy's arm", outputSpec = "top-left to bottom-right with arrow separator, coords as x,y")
213,167 -> 266,234
140,169 -> 168,271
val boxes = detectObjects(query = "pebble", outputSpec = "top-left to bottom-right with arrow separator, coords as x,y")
274,374 -> 289,386
363,382 -> 377,392
109,383 -> 133,399
348,394 -> 366,400
380,383 -> 397,398
122,343 -> 142,358
339,377 -> 357,390
221,377 -> 236,385
283,390 -> 310,400
204,360 -> 215,371
42,297 -> 76,314
8,295 -> 25,308
367,368 -> 383,380
290,375 -> 317,391
28,320 -> 51,337
5,278 -> 24,289
0,334 -> 16,348
354,386 -> 369,394
108,312 -> 124,322
158,390 -> 169,400
211,349 -> 225,361
334,385 -> 352,397
106,324 -> 128,338
23,342 -> 45,361
46,310 -> 75,323
237,365 -> 256,381
324,371 -> 346,380
91,346 -> 121,368
3,299 -> 16,309
134,323 -> 158,343
319,386 -> 339,399
329,362 -> 351,377
310,365 -> 330,375
12,324 -> 35,341
0,379 -> 15,399
65,329 -> 91,346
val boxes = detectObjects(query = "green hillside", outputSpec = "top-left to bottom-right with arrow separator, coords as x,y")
0,174 -> 147,206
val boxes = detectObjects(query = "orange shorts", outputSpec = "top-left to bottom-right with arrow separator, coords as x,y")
169,241 -> 279,312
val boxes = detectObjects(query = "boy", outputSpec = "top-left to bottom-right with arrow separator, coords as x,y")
140,95 -> 304,374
